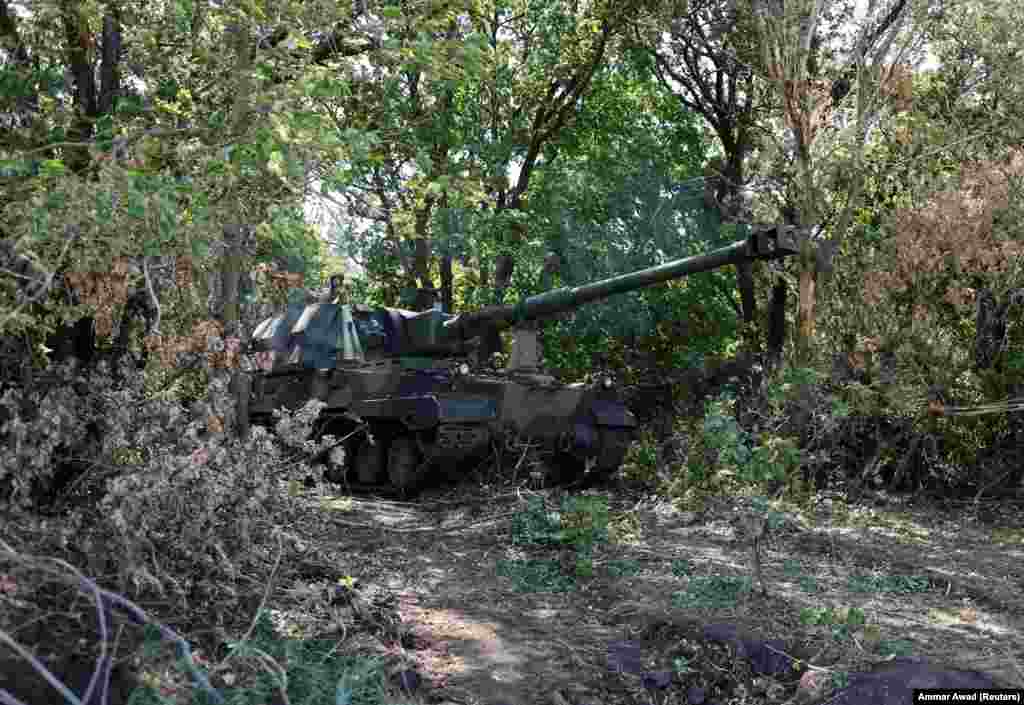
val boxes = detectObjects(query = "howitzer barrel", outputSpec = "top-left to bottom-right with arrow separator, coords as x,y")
446,225 -> 799,339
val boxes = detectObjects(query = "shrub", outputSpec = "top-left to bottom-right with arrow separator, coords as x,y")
0,351 -> 336,608
671,390 -> 804,503
1,363 -> 94,506
672,575 -> 752,610
128,610 -> 390,705
620,429 -> 660,486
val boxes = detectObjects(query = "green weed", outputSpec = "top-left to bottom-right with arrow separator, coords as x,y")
877,639 -> 914,657
799,576 -> 821,594
127,610 -> 388,705
671,558 -> 695,577
799,606 -> 867,628
783,559 -> 802,577
510,495 -> 610,549
606,559 -> 641,578
847,573 -> 930,594
672,575 -> 751,610
496,558 -> 576,593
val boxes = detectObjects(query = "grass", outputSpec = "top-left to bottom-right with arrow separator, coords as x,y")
5,480 -> 1023,705
128,611 -> 390,705
495,558 -> 577,593
672,575 -> 753,610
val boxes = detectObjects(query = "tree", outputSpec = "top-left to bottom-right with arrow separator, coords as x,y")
522,59 -> 754,363
631,0 -> 771,337
736,0 -> 930,363
316,0 -> 658,357
852,0 -> 1024,397
0,0 -> 385,366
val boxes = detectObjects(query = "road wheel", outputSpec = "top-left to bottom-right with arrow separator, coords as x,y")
322,443 -> 350,484
388,436 -> 422,495
548,452 -> 584,487
580,427 -> 633,488
355,440 -> 388,484
317,418 -> 358,484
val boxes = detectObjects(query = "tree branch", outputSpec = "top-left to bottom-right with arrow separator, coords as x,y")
513,20 -> 614,207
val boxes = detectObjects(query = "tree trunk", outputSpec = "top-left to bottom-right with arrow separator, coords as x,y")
973,287 -> 1024,492
767,278 -> 787,362
797,267 -> 815,364
221,225 -> 247,339
223,22 -> 253,438
710,145 -> 761,346
973,287 -> 1018,372
479,253 -> 514,361
60,4 -> 98,173
413,234 -> 434,293
58,4 -> 123,173
736,261 -> 756,326
440,255 -> 454,313
784,207 -> 816,366
220,225 -> 244,436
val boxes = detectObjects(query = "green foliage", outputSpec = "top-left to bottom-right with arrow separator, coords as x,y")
783,559 -> 802,577
0,0 -> 373,345
673,656 -> 694,676
847,573 -> 931,594
620,429 -> 660,485
559,494 -> 610,548
606,559 -> 641,578
128,610 -> 388,705
503,494 -> 615,589
672,575 -> 752,610
255,207 -> 325,290
876,639 -> 914,658
542,279 -> 738,381
509,494 -> 609,549
144,367 -> 209,406
496,558 -> 576,593
510,496 -> 565,547
673,393 -> 803,501
846,607 -> 867,629
607,511 -> 643,545
748,495 -> 788,531
799,575 -> 821,594
671,558 -> 695,577
930,412 -> 1010,478
328,0 -> 683,320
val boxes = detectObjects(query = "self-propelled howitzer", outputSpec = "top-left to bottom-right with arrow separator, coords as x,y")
246,225 -> 799,494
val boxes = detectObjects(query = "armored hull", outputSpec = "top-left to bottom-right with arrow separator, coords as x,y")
249,359 -> 636,492
245,226 -> 799,494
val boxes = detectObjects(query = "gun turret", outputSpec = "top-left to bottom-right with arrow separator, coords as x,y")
251,225 -> 799,369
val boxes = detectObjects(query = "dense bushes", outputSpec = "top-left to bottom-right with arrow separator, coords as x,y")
0,353 -> 337,604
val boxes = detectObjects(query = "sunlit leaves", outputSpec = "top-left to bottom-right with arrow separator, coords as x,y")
39,160 -> 67,178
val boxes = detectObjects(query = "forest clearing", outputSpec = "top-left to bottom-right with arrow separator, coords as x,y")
2,0 -> 1023,702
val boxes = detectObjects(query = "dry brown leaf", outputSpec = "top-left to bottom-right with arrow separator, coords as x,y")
960,608 -> 978,624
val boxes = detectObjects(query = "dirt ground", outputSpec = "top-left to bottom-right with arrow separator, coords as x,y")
4,477 -> 1022,705
283,480 -> 1024,705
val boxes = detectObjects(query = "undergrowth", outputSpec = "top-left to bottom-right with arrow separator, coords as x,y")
128,611 -> 390,705
3,348 -> 1020,705
0,352 -> 387,705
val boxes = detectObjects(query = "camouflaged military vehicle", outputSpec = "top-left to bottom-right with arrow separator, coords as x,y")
246,226 -> 799,494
